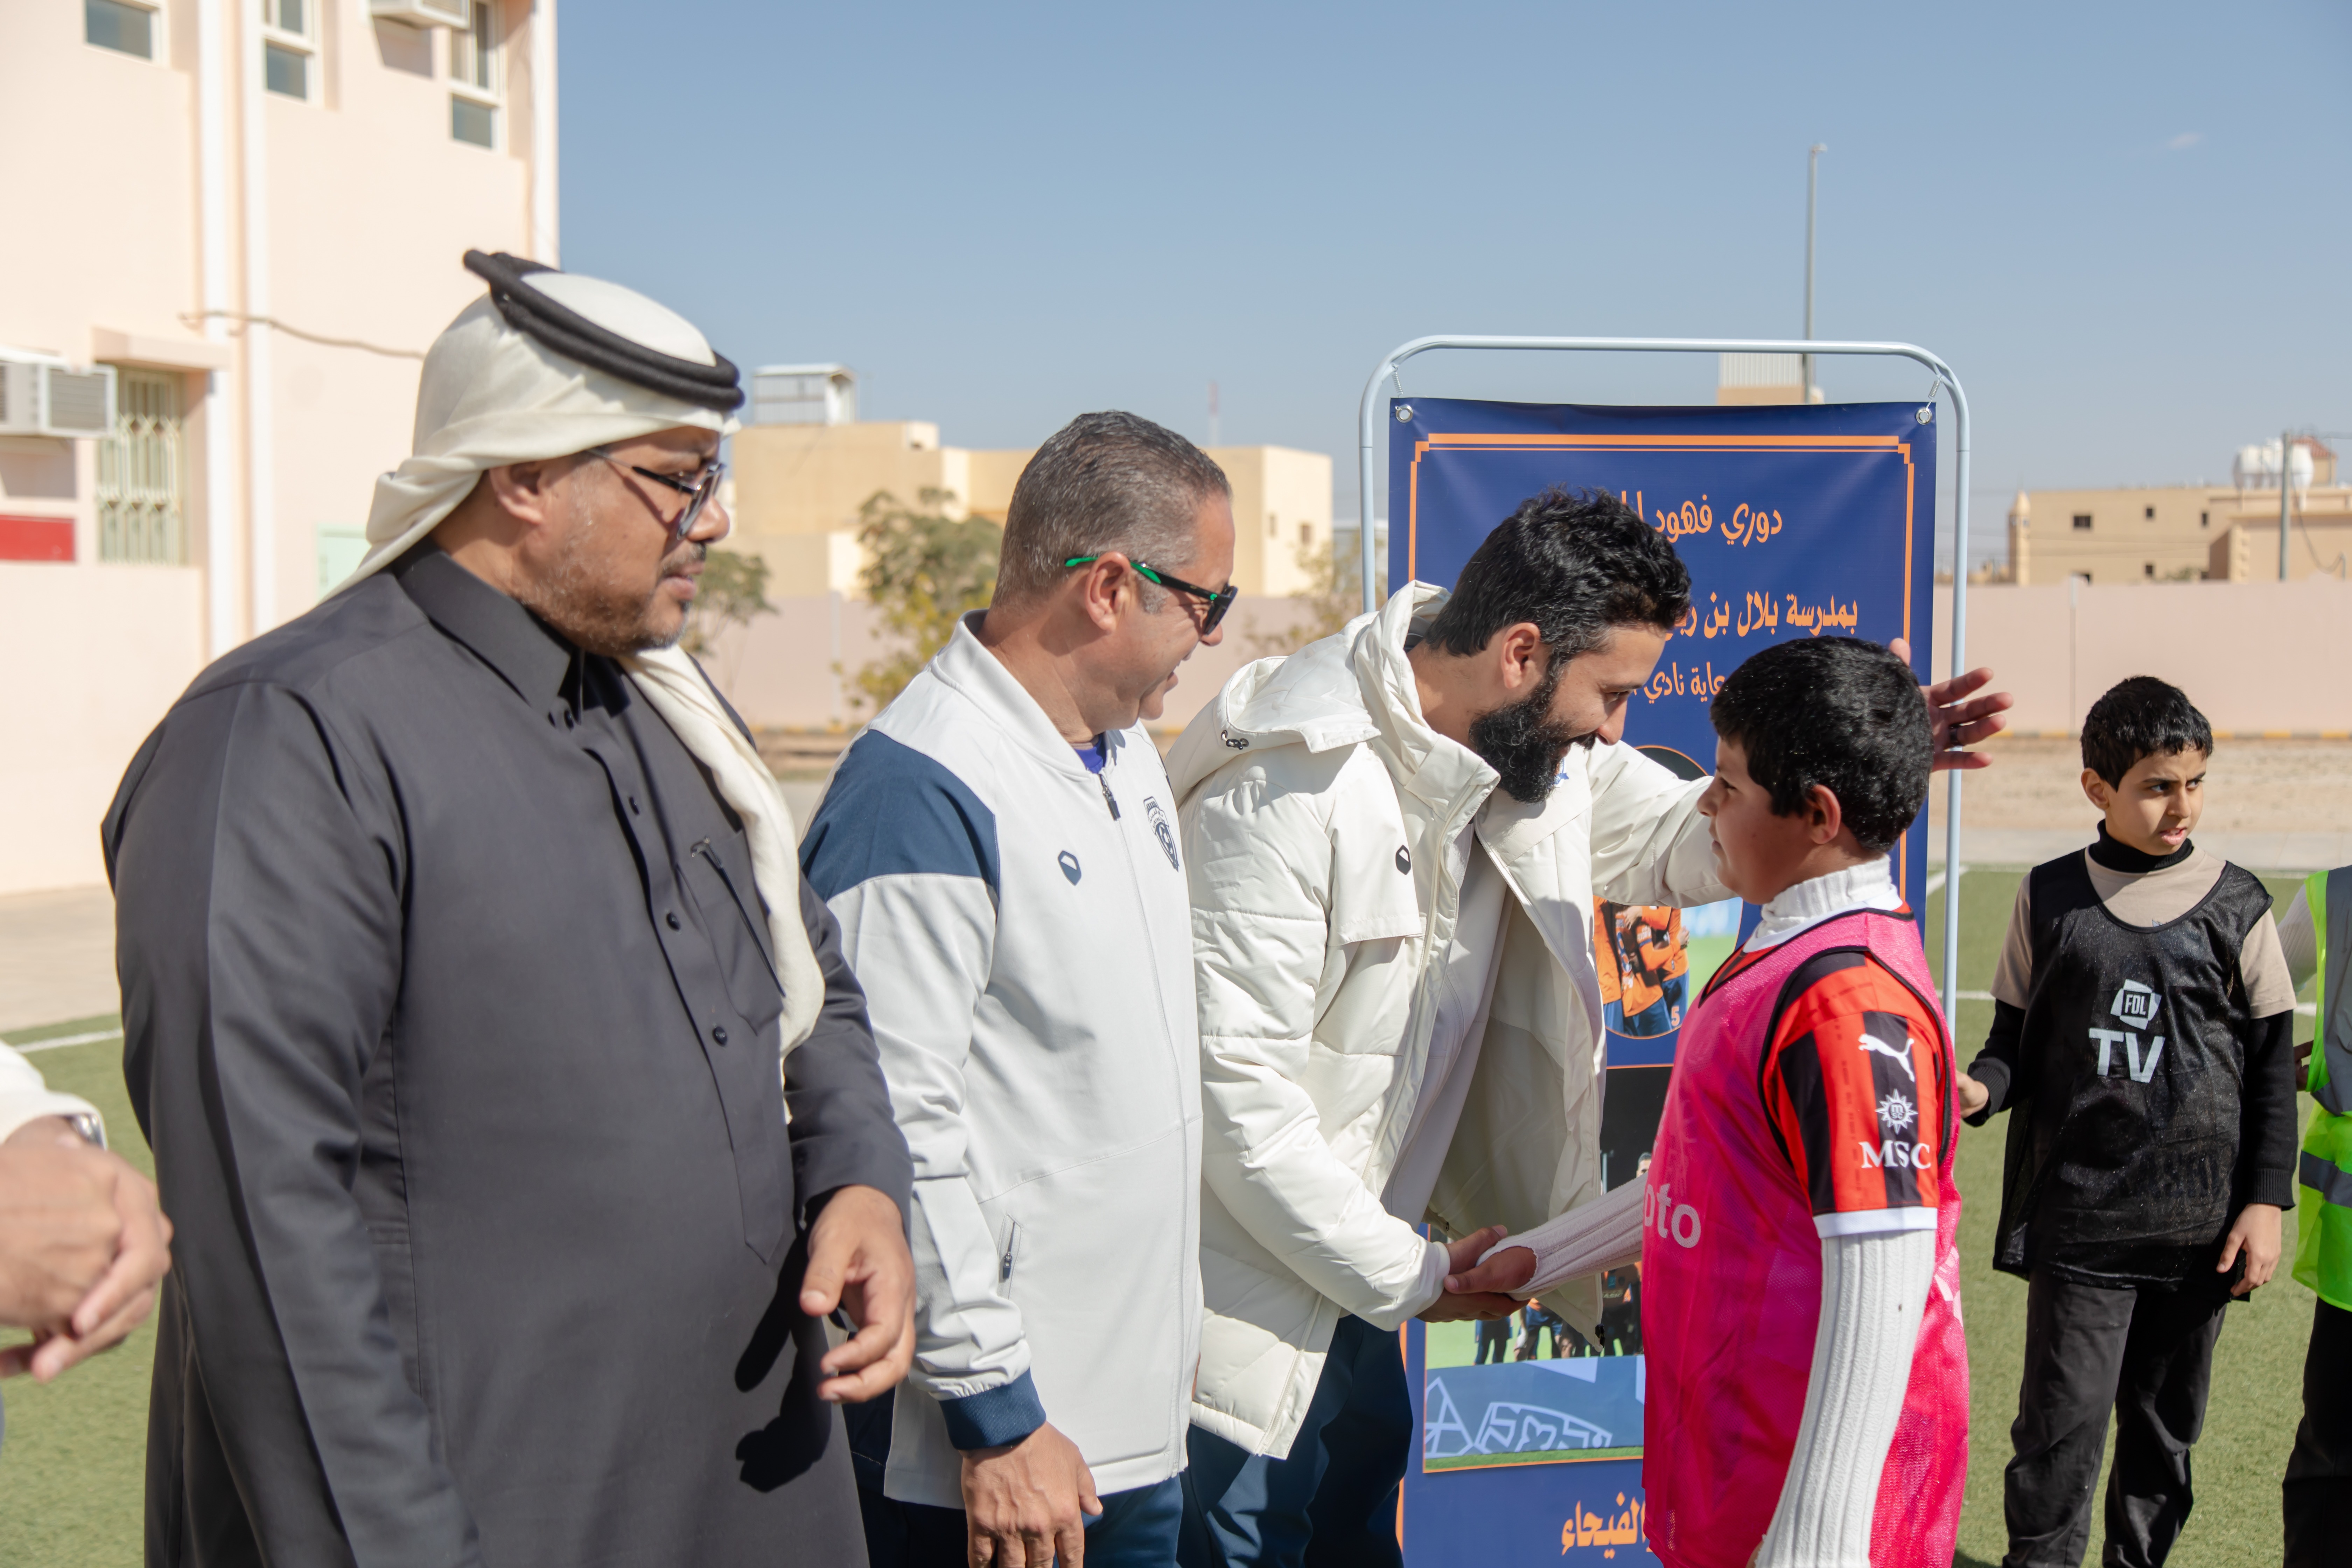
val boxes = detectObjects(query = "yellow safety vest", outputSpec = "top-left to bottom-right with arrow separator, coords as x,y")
2295,866 -> 2352,1310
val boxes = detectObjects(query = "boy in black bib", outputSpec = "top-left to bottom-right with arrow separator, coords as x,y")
1960,677 -> 2297,1568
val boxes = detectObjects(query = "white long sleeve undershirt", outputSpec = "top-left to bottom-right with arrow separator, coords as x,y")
1756,1227 -> 1935,1568
1485,1177 -> 1647,1297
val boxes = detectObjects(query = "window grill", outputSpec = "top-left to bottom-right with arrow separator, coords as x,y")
98,370 -> 186,565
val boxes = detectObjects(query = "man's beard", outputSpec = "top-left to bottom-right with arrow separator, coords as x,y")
1467,656 -> 1589,804
516,500 -> 701,658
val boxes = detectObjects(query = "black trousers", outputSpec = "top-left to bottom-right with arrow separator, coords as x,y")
2284,1299 -> 2352,1567
2001,1270 -> 2230,1568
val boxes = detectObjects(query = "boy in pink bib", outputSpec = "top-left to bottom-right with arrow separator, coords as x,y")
1643,637 -> 1968,1568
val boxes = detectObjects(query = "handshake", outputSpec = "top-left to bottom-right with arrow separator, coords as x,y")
0,1117 -> 172,1383
1419,1182 -> 1653,1323
1419,1225 -> 1537,1322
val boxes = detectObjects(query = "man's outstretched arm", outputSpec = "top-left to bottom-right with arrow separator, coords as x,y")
1889,638 -> 2012,771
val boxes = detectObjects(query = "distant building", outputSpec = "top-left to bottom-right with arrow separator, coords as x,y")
1715,353 -> 1825,407
1998,438 -> 2348,585
0,0 -> 555,894
729,407 -> 1334,601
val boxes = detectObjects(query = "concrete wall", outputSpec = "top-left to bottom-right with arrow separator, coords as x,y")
0,561 -> 204,891
706,596 -> 1317,734
724,576 -> 2352,746
1929,579 -> 2352,736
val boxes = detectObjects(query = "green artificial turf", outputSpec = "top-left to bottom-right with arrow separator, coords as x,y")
0,1022 -> 154,1568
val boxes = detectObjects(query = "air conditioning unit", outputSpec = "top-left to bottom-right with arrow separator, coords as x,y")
0,357 -> 117,440
369,0 -> 470,28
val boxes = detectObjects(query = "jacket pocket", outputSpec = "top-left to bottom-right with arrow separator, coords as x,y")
683,839 -> 786,1032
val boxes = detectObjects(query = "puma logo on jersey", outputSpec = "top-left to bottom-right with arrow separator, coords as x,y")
1858,1030 -> 1917,1082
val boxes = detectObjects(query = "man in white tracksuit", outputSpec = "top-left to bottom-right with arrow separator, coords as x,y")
1168,489 -> 2007,1568
803,412 -> 1236,1568
1167,490 -> 1714,1567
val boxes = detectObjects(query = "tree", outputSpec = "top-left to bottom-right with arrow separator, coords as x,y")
679,548 -> 776,690
847,487 -> 1001,716
1248,537 -> 1388,658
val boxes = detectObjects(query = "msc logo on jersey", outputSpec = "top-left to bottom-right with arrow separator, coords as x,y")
2092,977 -> 2166,1082
1144,797 -> 1181,871
1860,1139 -> 1934,1170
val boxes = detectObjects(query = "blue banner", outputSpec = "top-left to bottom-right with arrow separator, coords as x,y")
1390,398 -> 1938,1567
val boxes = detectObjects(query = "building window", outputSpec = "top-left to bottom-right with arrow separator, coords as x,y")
2144,505 -> 2156,520
2072,513 -> 2093,531
261,0 -> 314,99
97,370 -> 186,565
2200,511 -> 2209,527
451,97 -> 495,146
1298,522 -> 1312,549
86,0 -> 156,58
2144,562 -> 2155,578
449,1 -> 499,147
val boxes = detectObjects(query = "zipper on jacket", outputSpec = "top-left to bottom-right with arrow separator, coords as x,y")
1098,772 -> 1121,820
1000,1221 -> 1020,1282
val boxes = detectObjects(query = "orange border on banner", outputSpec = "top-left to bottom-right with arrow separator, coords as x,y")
1402,427 -> 1921,901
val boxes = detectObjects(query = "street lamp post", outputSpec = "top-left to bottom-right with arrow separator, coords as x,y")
1802,144 -> 1825,400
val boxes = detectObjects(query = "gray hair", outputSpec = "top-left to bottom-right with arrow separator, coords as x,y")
996,411 -> 1230,604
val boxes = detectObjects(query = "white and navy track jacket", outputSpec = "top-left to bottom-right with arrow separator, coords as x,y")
799,614 -> 1203,1508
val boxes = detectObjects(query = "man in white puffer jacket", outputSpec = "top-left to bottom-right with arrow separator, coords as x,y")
1168,491 -> 1722,1568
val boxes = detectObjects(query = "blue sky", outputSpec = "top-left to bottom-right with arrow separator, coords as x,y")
560,1 -> 2350,571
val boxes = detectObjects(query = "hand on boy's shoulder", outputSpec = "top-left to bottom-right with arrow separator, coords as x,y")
1889,637 -> 2012,770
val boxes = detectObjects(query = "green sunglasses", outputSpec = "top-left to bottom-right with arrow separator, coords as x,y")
1064,555 -> 1238,635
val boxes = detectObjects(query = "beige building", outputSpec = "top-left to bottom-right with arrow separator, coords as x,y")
729,412 -> 1334,601
0,0 -> 555,894
1714,352 -> 1826,406
2000,438 -> 2348,586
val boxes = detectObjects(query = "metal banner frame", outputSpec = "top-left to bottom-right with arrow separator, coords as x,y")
1354,335 -> 1972,1017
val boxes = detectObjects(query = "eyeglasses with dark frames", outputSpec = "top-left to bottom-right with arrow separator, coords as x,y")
587,447 -> 726,542
1063,554 -> 1239,636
